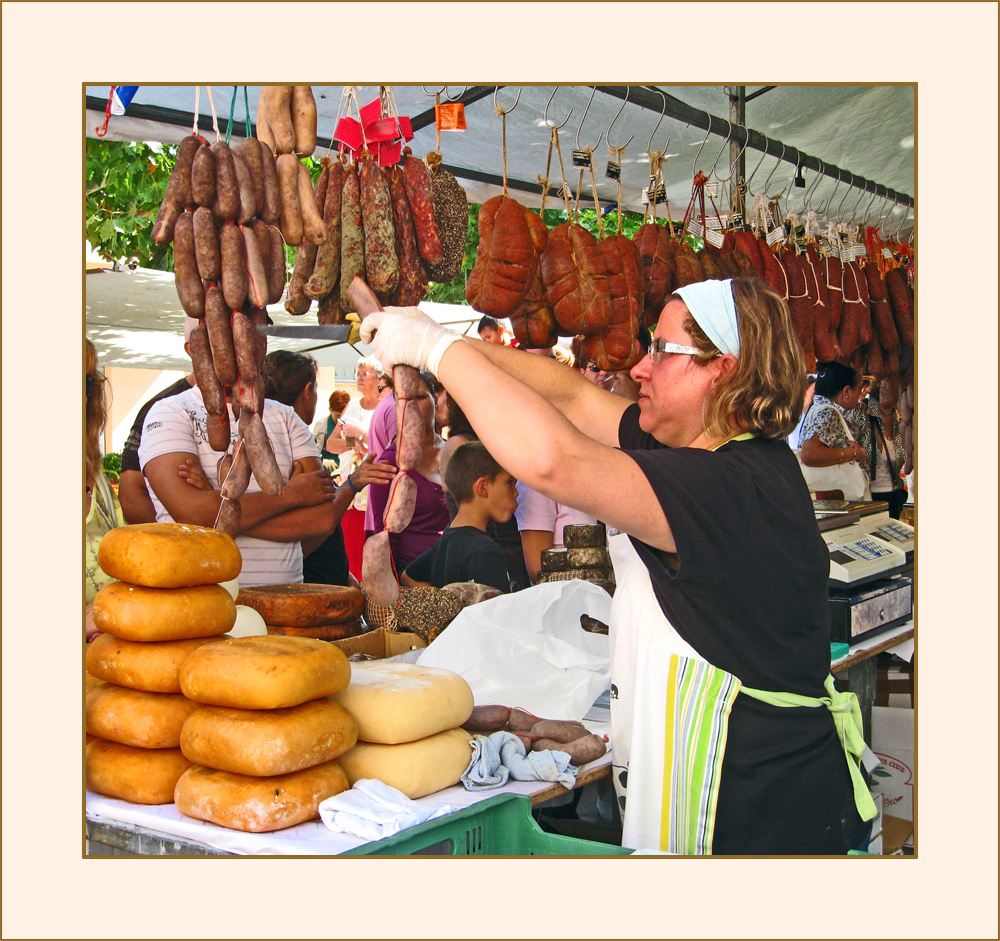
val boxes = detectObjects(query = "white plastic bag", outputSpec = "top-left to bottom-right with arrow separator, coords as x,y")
415,580 -> 611,719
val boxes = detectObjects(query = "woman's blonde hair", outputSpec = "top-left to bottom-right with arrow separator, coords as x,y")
85,339 -> 110,484
683,278 -> 807,440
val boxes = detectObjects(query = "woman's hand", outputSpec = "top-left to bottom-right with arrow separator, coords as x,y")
352,460 -> 398,489
847,441 -> 867,464
178,457 -> 215,491
341,422 -> 366,440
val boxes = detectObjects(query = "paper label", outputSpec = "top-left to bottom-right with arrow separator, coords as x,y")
854,244 -> 867,259
706,215 -> 725,230
605,161 -> 621,181
704,227 -> 725,248
641,183 -> 667,205
882,247 -> 893,259
687,220 -> 704,238
703,181 -> 718,198
840,248 -> 856,263
767,225 -> 786,245
571,149 -> 593,168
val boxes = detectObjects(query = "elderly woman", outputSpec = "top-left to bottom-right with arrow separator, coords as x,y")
362,278 -> 875,855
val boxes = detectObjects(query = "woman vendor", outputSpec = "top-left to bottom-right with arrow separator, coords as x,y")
361,278 -> 876,855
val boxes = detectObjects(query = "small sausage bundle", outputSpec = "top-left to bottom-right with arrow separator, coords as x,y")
461,706 -> 608,766
256,85 -> 317,158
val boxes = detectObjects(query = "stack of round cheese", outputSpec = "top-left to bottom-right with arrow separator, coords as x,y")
86,523 -> 242,804
173,635 -> 356,832
332,662 -> 475,799
236,583 -> 366,641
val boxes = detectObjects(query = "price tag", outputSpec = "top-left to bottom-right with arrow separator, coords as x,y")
557,183 -> 575,203
728,212 -> 744,230
572,149 -> 593,168
688,221 -> 704,238
882,247 -> 893,259
703,227 -> 725,249
605,161 -> 621,181
840,248 -> 856,263
767,225 -> 786,245
641,183 -> 667,205
706,215 -> 725,230
854,244 -> 867,259
703,182 -> 718,198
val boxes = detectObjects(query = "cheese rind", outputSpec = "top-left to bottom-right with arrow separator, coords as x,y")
97,522 -> 242,588
333,661 -> 474,744
173,760 -> 350,832
180,698 -> 359,776
92,581 -> 236,642
179,635 -> 351,709
86,683 -> 200,749
237,583 -> 365,627
86,633 -> 226,693
336,728 -> 474,799
86,739 -> 193,804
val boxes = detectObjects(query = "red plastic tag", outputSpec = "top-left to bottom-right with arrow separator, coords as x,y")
333,116 -> 364,152
435,102 -> 466,131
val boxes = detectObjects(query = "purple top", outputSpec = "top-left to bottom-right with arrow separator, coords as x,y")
367,441 -> 449,570
364,394 -> 399,531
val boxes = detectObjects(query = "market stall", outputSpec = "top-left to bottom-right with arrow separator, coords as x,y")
84,83 -> 917,857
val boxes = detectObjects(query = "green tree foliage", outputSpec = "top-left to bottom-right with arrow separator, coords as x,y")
86,139 -> 178,270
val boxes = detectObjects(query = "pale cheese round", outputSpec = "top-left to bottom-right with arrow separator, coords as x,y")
86,739 -> 193,804
180,697 -> 358,776
92,581 -> 236,642
179,635 -> 351,709
97,522 -> 242,588
336,728 -> 474,800
174,760 -> 350,832
86,682 -> 200,749
333,662 -> 474,744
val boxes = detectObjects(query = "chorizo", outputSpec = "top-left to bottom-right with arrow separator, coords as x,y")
206,409 -> 232,453
204,285 -> 237,385
243,412 -> 282,495
241,225 -> 269,310
152,134 -> 200,244
884,267 -> 914,347
172,211 -> 205,318
190,142 -> 216,208
387,166 -> 428,307
865,264 -> 899,350
290,85 -> 317,157
401,148 -> 443,267
339,164 -> 366,310
782,251 -> 815,364
361,530 -> 399,607
216,497 -> 241,539
529,719 -> 590,745
257,139 -> 280,226
188,321 -> 226,416
297,159 -> 327,246
824,255 -> 844,331
231,309 -> 263,384
192,206 -> 221,282
757,237 -> 788,299
219,222 -> 248,312
219,438 -> 252,499
265,85 -> 296,155
383,472 -> 417,534
276,153 -> 303,247
230,151 -> 257,225
359,156 -> 399,299
210,140 -> 240,224
305,161 -> 345,300
733,230 -> 763,278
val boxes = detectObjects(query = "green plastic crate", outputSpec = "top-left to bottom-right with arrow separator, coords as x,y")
343,793 -> 631,857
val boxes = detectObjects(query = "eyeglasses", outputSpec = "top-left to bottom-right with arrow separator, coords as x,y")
647,339 -> 700,364
584,363 -> 604,374
377,385 -> 390,394
357,372 -> 376,381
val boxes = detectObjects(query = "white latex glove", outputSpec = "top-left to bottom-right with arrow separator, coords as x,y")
359,308 -> 462,375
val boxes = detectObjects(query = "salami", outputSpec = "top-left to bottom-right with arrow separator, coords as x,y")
359,156 -> 399,299
339,164 -> 366,310
386,166 -> 427,307
401,148 -> 443,267
305,161 -> 345,301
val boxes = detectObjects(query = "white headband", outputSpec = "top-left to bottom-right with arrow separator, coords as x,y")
673,279 -> 740,357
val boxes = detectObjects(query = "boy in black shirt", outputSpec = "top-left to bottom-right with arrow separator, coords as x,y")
401,441 -> 518,593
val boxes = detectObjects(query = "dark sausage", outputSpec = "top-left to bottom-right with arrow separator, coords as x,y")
361,530 -> 399,607
190,142 -> 216,208
241,225 -> 269,309
257,139 -> 280,226
305,161 -> 345,300
359,157 -> 399,299
231,310 -> 263,383
220,223 -> 248,312
210,140 -> 240,224
230,151 -> 257,224
219,438 -> 252,499
206,409 -> 232,453
339,164 -> 365,310
401,148 -> 443,267
216,497 -> 241,539
189,321 -> 225,415
192,207 -> 221,282
204,285 -> 237,385
243,412 -> 282,495
172,211 -> 205,318
383,473 -> 417,533
236,138 -> 265,215
462,705 -> 511,733
152,134 -> 200,244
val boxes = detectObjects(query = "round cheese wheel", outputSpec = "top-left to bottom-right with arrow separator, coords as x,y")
236,583 -> 365,627
265,620 -> 364,641
86,633 -> 228,693
336,728 -> 473,800
333,662 -> 474,744
92,581 -> 236,642
86,683 -> 200,748
86,739 -> 193,804
97,522 -> 242,588
179,635 -> 351,709
173,760 -> 349,832
180,697 -> 358,776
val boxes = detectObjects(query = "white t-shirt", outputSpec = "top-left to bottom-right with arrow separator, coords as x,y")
138,386 -> 320,587
340,397 -> 378,435
514,481 -> 598,546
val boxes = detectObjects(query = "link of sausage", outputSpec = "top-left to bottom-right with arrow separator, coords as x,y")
257,139 -> 280,226
191,142 -> 217,208
298,159 -> 328,246
189,321 -> 225,415
401,149 -> 443,267
241,225 -> 269,310
204,285 -> 238,385
339,164 -> 365,310
243,412 -> 282,495
276,153 -> 303,246
219,437 -> 252,499
219,223 -> 248,312
305,162 -> 345,300
152,134 -> 200,244
192,207 -> 221,282
387,166 -> 427,307
210,140 -> 240,224
383,472 -> 416,534
236,138 -> 265,215
359,157 -> 399,298
231,310 -> 263,384
362,530 -> 400,607
215,497 -> 241,538
172,210 -> 205,318
206,408 -> 232,453
230,151 -> 257,225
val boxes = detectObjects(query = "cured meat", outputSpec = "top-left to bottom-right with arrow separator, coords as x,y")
782,251 -> 815,364
509,211 -> 557,348
401,149 -> 444,268
865,264 -> 900,350
632,223 -> 674,329
757,237 -> 788,299
733,230 -> 763,278
884,267 -> 914,347
824,255 -> 844,331
386,166 -> 428,307
540,222 -> 612,334
359,156 -> 399,300
466,195 -> 538,318
593,234 -> 643,369
670,239 -> 704,287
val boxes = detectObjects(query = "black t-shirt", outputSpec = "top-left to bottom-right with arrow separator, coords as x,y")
404,526 -> 511,594
618,404 -> 866,854
120,376 -> 193,473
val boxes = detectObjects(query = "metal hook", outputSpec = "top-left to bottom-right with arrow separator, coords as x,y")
727,125 -> 750,184
493,85 -> 521,115
575,86 -> 604,152
861,185 -> 880,226
803,160 -> 824,212
646,88 -> 667,153
819,168 -> 843,217
691,120 -> 715,177
848,182 -> 870,224
444,86 -> 467,103
707,119 -> 733,179
876,195 -> 895,232
542,86 -> 572,130
762,141 -> 786,195
745,138 -> 771,195
606,86 -> 635,151
420,86 -> 447,98
835,173 -> 856,220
